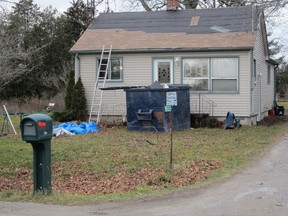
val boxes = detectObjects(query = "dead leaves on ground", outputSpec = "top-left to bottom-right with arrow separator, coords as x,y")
0,160 -> 222,195
257,115 -> 288,126
0,168 -> 32,191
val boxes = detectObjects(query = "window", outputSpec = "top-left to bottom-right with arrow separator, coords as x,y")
183,57 -> 239,92
267,65 -> 271,85
183,58 -> 208,91
97,58 -> 123,81
253,59 -> 257,86
212,58 -> 238,91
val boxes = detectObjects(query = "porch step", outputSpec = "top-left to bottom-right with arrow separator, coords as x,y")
190,113 -> 221,128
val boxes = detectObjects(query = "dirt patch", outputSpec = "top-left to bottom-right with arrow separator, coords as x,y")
0,160 -> 222,195
257,115 -> 288,127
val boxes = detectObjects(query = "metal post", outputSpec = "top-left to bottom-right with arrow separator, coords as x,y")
169,112 -> 173,170
32,142 -> 51,195
212,101 -> 214,117
198,94 -> 201,115
3,105 -> 17,134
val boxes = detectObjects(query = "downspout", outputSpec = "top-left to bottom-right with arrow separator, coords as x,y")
250,3 -> 256,125
251,3 -> 255,33
257,9 -> 265,122
250,50 -> 254,124
274,64 -> 278,102
257,72 -> 262,121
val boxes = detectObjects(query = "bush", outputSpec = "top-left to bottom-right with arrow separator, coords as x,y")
51,110 -> 75,122
65,69 -> 75,111
71,77 -> 87,121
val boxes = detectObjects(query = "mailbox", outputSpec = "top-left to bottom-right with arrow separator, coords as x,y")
20,113 -> 53,195
21,114 -> 52,142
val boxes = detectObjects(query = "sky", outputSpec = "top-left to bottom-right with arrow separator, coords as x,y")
0,0 -> 124,12
33,0 -> 123,13
33,0 -> 72,12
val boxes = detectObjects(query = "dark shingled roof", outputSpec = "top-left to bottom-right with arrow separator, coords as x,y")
89,5 -> 259,34
70,5 -> 261,52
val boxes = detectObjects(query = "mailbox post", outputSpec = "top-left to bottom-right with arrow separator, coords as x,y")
20,114 -> 53,195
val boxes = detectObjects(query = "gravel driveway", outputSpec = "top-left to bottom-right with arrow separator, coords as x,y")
1,133 -> 288,216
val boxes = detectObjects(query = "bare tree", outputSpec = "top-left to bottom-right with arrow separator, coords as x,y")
250,0 -> 288,15
122,0 -> 199,11
218,0 -> 246,7
119,0 -> 288,12
0,11 -> 44,94
0,2 -> 70,100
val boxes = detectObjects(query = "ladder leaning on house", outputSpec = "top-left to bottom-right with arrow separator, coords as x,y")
88,45 -> 112,123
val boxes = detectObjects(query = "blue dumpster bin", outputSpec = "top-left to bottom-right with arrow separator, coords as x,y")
124,84 -> 190,132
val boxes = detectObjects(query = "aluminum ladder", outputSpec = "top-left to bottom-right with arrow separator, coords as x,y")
88,45 -> 112,123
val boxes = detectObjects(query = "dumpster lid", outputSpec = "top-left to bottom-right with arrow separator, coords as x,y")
124,84 -> 190,92
100,84 -> 191,91
100,86 -> 145,90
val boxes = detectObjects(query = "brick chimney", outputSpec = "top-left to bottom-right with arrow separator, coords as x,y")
167,0 -> 178,11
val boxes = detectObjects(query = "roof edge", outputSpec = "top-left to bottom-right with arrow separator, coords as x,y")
70,47 -> 254,54
266,58 -> 278,65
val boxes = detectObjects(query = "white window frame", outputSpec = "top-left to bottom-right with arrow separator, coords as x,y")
183,58 -> 209,91
96,57 -> 123,81
253,59 -> 257,87
182,57 -> 239,93
211,58 -> 238,92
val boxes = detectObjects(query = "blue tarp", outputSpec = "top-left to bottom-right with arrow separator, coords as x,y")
53,122 -> 99,135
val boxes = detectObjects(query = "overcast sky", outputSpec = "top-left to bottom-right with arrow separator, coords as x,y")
33,0 -> 71,12
0,0 -> 124,12
33,0 -> 123,12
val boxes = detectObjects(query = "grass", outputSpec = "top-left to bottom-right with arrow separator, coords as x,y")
277,101 -> 288,111
0,114 -> 288,204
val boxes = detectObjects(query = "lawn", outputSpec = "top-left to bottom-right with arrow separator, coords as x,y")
0,114 -> 288,204
277,100 -> 288,112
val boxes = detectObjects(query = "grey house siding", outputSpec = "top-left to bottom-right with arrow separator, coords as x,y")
252,18 -> 275,122
76,50 -> 253,121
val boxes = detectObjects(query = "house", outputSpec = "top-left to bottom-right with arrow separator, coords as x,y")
70,0 -> 277,125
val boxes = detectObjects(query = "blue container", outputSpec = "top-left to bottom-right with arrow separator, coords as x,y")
124,84 -> 190,132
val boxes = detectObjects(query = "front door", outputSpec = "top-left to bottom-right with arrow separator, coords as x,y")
153,59 -> 174,84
